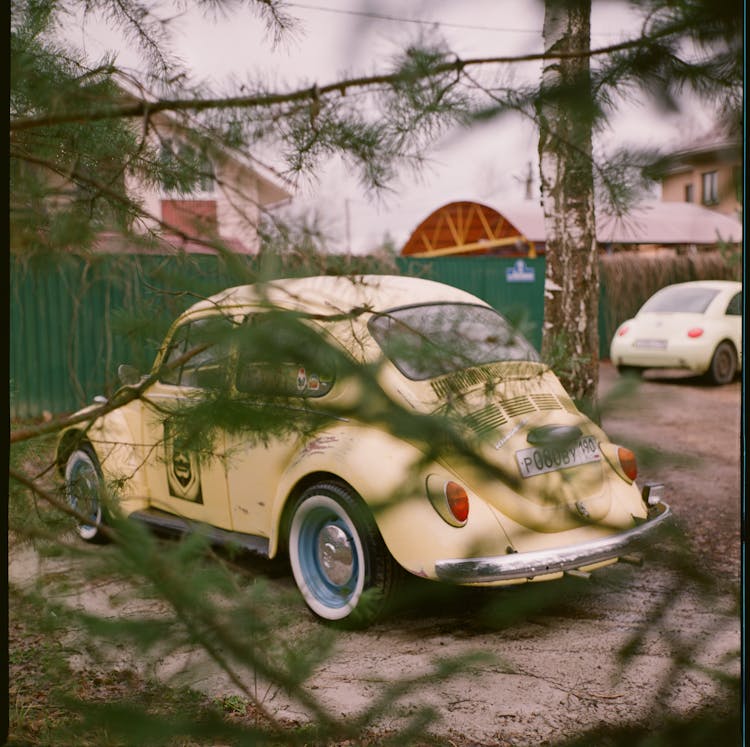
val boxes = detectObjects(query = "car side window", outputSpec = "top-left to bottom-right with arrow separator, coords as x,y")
159,325 -> 189,385
158,316 -> 234,388
725,292 -> 741,316
235,315 -> 334,397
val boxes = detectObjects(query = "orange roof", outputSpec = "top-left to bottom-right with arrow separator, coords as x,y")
400,200 -> 741,256
400,201 -> 534,257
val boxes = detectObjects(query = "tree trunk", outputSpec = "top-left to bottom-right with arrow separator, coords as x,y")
537,0 -> 598,405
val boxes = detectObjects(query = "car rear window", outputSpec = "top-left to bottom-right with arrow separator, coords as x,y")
368,303 -> 539,381
640,286 -> 719,314
725,291 -> 742,316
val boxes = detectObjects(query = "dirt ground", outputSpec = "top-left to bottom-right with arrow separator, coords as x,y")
9,362 -> 741,745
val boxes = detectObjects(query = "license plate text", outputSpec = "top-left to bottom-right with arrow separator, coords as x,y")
516,436 -> 602,478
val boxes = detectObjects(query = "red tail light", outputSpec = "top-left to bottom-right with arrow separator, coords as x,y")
617,447 -> 638,481
687,328 -> 704,338
426,475 -> 470,526
446,482 -> 469,523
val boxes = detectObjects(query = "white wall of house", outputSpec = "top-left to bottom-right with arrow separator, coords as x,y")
127,120 -> 290,253
214,157 -> 263,251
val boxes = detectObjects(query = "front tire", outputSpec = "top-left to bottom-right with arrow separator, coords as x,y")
705,341 -> 737,385
288,482 -> 397,626
64,446 -> 108,543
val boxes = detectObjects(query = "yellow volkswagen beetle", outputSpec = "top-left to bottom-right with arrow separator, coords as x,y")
58,275 -> 670,623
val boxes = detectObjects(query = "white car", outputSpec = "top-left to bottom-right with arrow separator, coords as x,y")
610,280 -> 742,384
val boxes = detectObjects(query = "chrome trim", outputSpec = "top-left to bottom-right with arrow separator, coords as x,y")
435,502 -> 671,583
130,508 -> 270,557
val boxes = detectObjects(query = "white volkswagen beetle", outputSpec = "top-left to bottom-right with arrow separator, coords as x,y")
58,275 -> 670,624
610,280 -> 742,384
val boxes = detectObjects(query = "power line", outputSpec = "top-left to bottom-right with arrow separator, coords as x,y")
287,2 -> 540,34
287,2 -> 627,38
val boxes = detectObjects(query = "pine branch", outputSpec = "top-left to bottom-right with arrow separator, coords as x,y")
10,29 -> 685,133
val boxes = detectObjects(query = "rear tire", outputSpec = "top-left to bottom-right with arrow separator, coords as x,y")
705,341 -> 737,385
64,446 -> 108,543
288,481 -> 397,626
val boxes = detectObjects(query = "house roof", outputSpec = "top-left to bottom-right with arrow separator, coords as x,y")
595,201 -> 742,244
659,122 -> 741,174
400,199 -> 742,255
501,200 -> 743,245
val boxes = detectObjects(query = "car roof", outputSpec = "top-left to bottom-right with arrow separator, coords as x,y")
180,274 -> 490,321
655,280 -> 741,293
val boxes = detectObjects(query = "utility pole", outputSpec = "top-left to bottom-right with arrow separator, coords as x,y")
345,199 -> 352,254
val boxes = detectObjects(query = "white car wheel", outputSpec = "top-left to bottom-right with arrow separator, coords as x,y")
288,482 -> 396,626
706,341 -> 737,385
64,447 -> 108,543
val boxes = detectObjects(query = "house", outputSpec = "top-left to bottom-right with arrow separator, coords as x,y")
658,126 -> 742,220
127,111 -> 292,254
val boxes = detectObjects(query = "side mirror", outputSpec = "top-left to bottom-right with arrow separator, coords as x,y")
118,363 -> 140,387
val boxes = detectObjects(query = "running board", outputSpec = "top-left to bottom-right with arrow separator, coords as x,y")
130,508 -> 270,557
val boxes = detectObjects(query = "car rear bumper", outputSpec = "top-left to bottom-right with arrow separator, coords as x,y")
610,340 -> 712,372
434,502 -> 671,584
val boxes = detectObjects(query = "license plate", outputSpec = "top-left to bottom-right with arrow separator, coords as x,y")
516,436 -> 602,478
634,339 -> 667,349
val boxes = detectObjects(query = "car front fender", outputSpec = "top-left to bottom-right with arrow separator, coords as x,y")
57,402 -> 150,515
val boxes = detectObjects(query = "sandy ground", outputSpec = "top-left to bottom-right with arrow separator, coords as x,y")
9,362 -> 741,745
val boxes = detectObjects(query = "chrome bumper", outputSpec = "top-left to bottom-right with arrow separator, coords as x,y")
435,502 -> 671,584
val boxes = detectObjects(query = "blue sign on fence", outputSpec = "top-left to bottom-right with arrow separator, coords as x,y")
506,259 -> 536,283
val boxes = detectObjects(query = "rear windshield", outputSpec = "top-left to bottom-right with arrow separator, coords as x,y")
640,286 -> 719,314
368,303 -> 539,381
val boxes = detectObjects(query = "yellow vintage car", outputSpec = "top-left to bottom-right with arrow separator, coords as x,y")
58,274 -> 670,624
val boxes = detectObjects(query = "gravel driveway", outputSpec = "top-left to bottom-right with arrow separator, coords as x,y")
9,362 -> 741,745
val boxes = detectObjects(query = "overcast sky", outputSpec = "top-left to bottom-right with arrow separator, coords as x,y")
67,0 -> 716,253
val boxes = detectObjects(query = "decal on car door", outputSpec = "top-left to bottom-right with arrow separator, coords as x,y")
164,421 -> 203,503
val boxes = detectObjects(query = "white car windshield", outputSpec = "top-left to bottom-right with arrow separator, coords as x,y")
368,303 -> 540,380
640,286 -> 719,314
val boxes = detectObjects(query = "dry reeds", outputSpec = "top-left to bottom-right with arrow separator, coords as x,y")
600,249 -> 742,340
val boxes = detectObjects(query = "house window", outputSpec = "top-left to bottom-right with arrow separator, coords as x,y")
701,171 -> 718,206
159,138 -> 215,197
684,184 -> 694,203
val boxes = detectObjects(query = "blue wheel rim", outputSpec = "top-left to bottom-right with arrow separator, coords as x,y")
297,506 -> 358,610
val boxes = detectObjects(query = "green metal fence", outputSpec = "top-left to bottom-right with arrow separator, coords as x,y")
396,256 -> 548,351
10,254 -> 241,419
8,253 -> 613,419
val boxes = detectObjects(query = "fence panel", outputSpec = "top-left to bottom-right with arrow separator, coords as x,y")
11,251 -> 735,418
10,254 -> 241,418
397,256 -> 546,351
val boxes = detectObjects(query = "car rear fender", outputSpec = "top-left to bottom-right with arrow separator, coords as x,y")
267,424 -> 514,574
